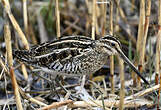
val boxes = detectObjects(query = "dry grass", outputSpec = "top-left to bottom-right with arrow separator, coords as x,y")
157,0 -> 161,108
91,0 -> 96,40
0,0 -> 160,109
55,0 -> 61,38
109,0 -> 115,94
4,21 -> 23,110
136,0 -> 145,88
118,56 -> 124,110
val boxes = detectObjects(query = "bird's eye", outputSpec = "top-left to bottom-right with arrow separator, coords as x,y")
111,43 -> 115,46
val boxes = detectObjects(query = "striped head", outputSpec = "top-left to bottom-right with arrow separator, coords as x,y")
99,35 -> 149,85
98,35 -> 122,55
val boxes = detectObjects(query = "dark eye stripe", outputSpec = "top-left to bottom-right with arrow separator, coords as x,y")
103,45 -> 112,52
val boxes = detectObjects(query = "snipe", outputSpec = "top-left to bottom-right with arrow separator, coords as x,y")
13,35 -> 149,85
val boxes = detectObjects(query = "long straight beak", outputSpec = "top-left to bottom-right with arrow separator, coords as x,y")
117,49 -> 149,85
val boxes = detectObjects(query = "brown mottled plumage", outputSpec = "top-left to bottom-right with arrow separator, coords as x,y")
13,35 -> 149,84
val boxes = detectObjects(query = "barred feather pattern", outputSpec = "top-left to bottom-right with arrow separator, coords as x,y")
13,35 -> 112,75
13,35 -> 150,85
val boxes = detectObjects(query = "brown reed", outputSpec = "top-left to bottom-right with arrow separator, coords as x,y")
4,22 -> 23,110
157,0 -> 161,108
109,0 -> 115,94
55,0 -> 61,38
92,0 -> 96,40
118,56 -> 125,110
136,0 -> 145,88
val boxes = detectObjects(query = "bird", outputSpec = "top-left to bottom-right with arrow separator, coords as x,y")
13,35 -> 149,85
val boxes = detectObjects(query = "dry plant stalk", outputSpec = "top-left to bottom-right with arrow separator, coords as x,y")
114,0 -> 120,37
88,98 -> 110,110
21,64 -> 28,80
0,58 -> 9,76
131,63 -> 137,86
125,84 -> 160,100
18,87 -> 47,107
2,0 -> 29,80
155,73 -> 159,85
95,3 -> 100,35
1,0 -> 29,50
4,26 -> 13,67
109,1 -> 113,35
23,0 -> 28,36
39,100 -> 73,110
137,0 -> 151,87
131,0 -> 135,11
55,0 -> 61,38
69,98 -> 153,108
114,0 -> 136,45
140,0 -> 151,68
109,0 -> 115,94
37,13 -> 48,43
118,56 -> 125,110
101,0 -> 107,36
136,0 -> 145,87
4,23 -> 23,110
157,0 -> 161,107
28,24 -> 38,45
92,0 -> 96,40
114,0 -> 127,23
137,65 -> 143,87
64,20 -> 84,33
85,0 -> 90,36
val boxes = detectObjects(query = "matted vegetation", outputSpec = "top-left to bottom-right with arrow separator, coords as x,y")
0,0 -> 160,109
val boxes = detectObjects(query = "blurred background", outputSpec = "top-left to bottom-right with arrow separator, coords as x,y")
0,0 -> 161,109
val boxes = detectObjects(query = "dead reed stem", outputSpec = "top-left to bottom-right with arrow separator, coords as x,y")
64,20 -> 84,33
137,0 -> 145,61
95,3 -> 100,35
155,73 -> 159,85
69,99 -> 153,108
140,0 -> 151,68
0,58 -> 9,77
157,0 -> 161,79
125,84 -> 160,100
21,64 -> 28,80
114,0 -> 120,36
39,100 -> 73,110
131,0 -> 135,11
28,24 -> 38,45
37,12 -> 48,43
23,0 -> 28,36
114,0 -> 127,23
2,0 -> 29,80
9,14 -> 29,50
157,0 -> 161,108
114,0 -> 136,45
55,0 -> 61,38
4,26 -> 13,67
109,0 -> 115,94
4,23 -> 23,110
18,87 -> 47,107
92,0 -> 96,40
101,0 -> 107,36
136,0 -> 145,87
137,0 -> 151,88
109,1 -> 113,35
118,56 -> 125,110
1,0 -> 29,50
